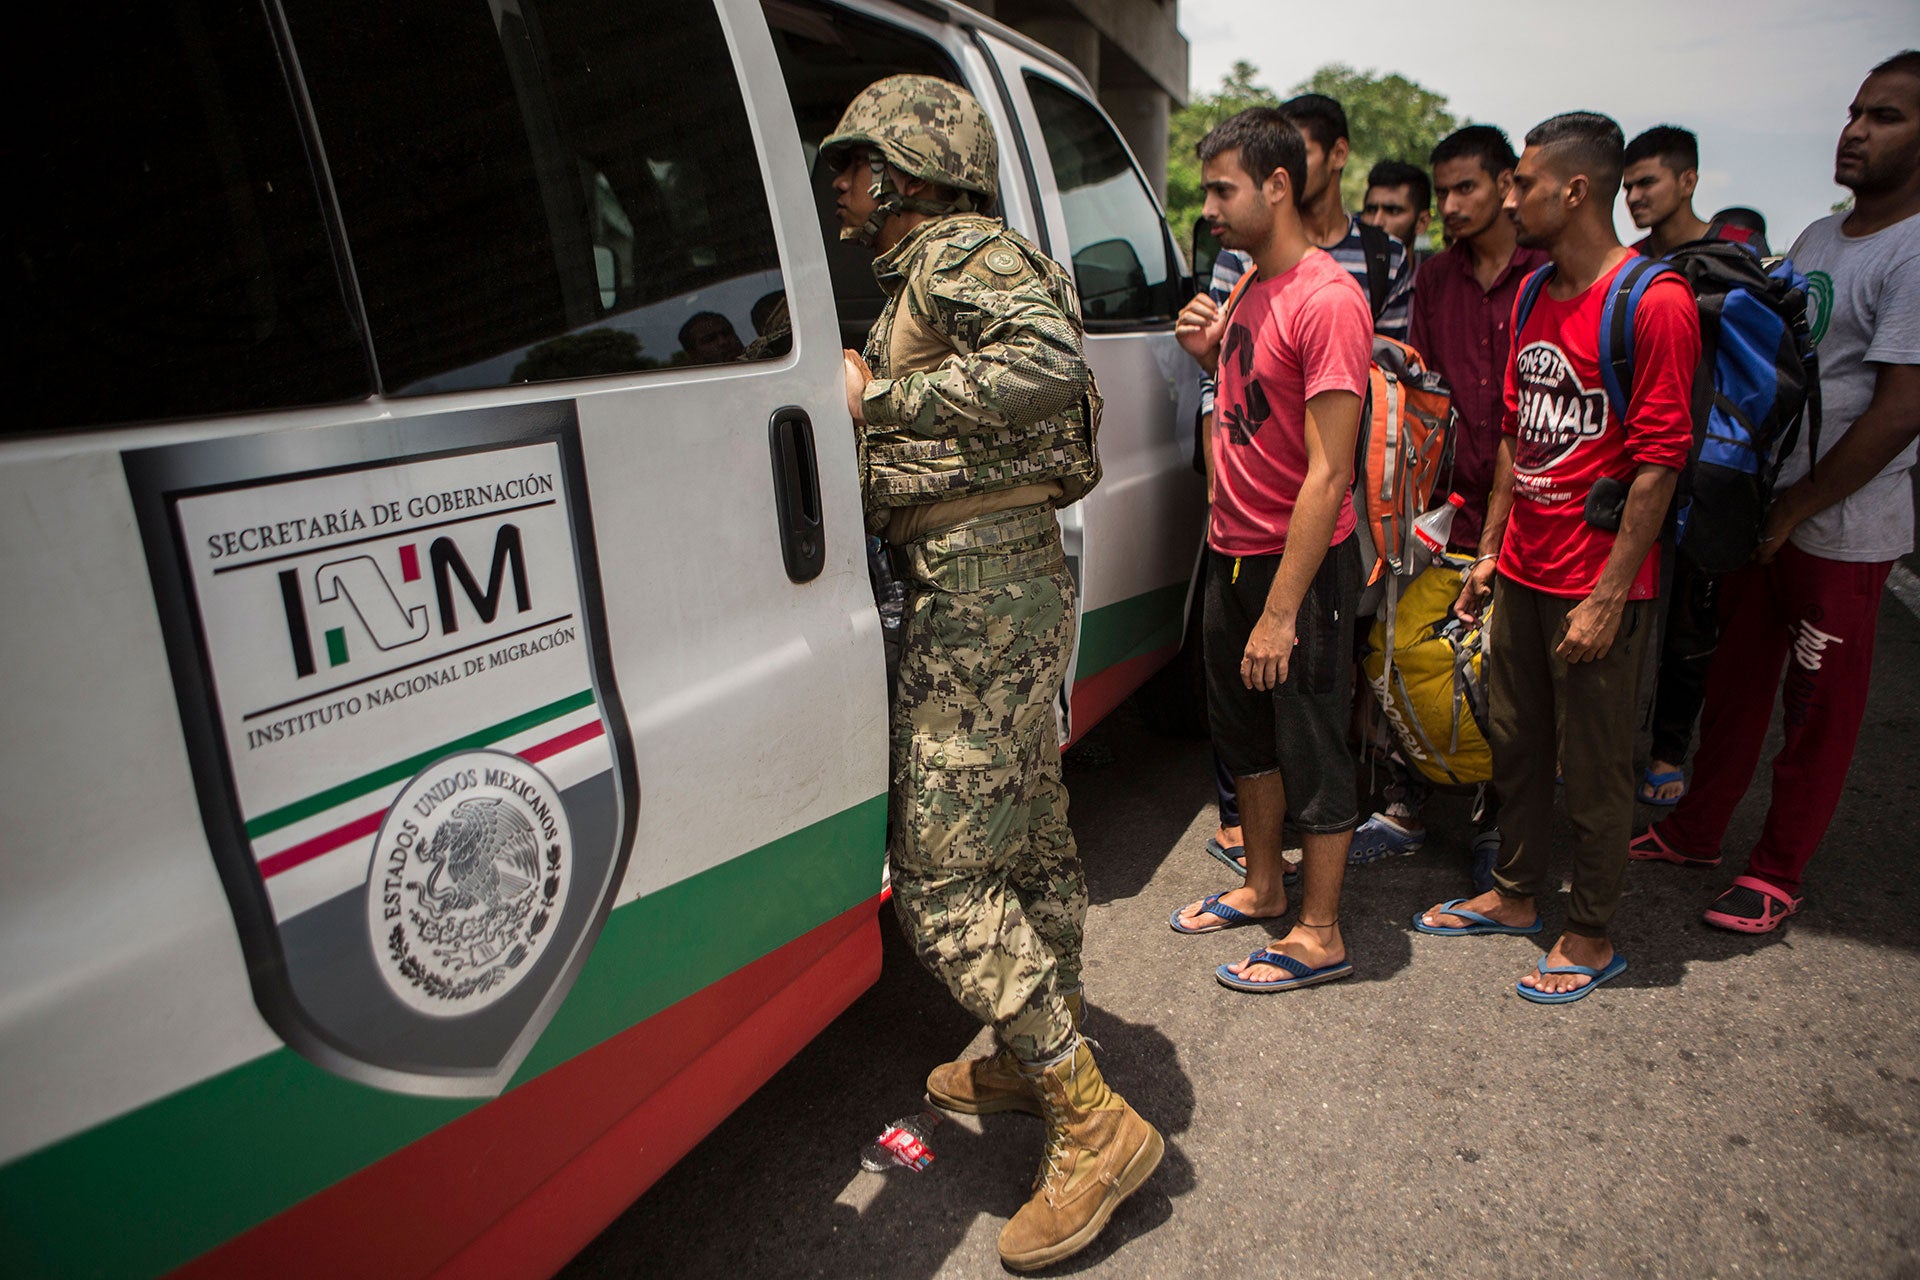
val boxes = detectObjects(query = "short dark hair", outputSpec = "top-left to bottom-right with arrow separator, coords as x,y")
1366,159 -> 1431,212
1624,125 -> 1700,175
1526,111 -> 1627,201
1429,125 -> 1518,178
1197,107 -> 1308,203
1712,206 -> 1768,236
1278,93 -> 1347,151
1870,49 -> 1920,79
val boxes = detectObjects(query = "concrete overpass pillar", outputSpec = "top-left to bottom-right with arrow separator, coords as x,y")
1008,16 -> 1099,85
1100,84 -> 1171,201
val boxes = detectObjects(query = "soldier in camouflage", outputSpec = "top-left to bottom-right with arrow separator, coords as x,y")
822,75 -> 1162,1271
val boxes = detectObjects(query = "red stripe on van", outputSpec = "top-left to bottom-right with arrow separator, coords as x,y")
167,895 -> 883,1280
1065,642 -> 1177,748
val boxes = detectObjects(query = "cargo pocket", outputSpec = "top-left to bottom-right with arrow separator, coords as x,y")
902,733 -> 1016,873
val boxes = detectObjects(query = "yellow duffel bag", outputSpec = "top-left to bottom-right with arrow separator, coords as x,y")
1361,563 -> 1493,788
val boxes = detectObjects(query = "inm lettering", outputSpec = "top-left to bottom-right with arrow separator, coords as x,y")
432,524 -> 531,634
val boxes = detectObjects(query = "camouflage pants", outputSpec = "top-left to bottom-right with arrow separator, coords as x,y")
888,510 -> 1086,1064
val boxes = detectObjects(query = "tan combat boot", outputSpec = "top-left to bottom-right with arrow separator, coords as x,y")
925,988 -> 1083,1117
996,1039 -> 1163,1272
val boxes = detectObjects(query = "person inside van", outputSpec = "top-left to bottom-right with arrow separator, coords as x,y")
677,311 -> 746,363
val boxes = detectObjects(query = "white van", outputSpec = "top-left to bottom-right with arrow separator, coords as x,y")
0,0 -> 1204,1274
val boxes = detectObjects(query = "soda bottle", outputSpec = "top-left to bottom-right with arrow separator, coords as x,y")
859,1108 -> 943,1173
1414,492 -> 1467,557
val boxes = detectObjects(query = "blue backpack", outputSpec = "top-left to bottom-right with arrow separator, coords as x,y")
1513,242 -> 1821,575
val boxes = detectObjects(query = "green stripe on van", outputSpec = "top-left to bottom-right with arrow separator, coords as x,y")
1073,582 -> 1188,680
0,793 -> 885,1280
244,689 -> 596,839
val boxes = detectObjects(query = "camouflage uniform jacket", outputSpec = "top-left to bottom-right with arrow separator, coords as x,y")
859,214 -> 1100,533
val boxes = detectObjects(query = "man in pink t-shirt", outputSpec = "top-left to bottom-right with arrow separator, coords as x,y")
1416,112 -> 1699,1003
1172,108 -> 1372,994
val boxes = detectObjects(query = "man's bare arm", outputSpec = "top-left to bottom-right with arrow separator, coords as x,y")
1557,463 -> 1678,662
1455,437 -> 1517,624
1759,362 -> 1920,562
1241,388 -> 1361,691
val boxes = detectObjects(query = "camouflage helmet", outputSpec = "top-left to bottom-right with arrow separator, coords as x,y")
820,75 -> 999,245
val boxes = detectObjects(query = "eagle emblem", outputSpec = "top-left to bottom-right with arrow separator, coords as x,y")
369,752 -> 573,1017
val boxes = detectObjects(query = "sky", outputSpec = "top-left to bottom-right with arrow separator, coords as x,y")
1179,0 -> 1911,251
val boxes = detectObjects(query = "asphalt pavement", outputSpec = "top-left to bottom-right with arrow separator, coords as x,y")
563,590 -> 1920,1280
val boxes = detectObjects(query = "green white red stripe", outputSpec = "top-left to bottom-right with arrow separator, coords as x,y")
255,691 -> 610,922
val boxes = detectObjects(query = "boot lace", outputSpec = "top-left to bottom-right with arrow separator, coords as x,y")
1037,1089 -> 1069,1204
1030,1032 -> 1095,1204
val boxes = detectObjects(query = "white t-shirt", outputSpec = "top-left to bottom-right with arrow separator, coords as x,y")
1775,210 -> 1920,561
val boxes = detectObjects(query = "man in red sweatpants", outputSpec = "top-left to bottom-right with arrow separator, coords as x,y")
1631,52 -> 1920,932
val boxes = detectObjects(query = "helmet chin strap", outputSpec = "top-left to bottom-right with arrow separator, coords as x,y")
841,154 -> 970,247
840,155 -> 904,247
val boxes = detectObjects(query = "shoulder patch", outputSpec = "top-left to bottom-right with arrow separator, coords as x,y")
945,225 -> 994,254
983,247 -> 1024,276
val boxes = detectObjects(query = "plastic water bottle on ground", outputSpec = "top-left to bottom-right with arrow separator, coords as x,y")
1414,492 -> 1467,558
859,1108 -> 943,1172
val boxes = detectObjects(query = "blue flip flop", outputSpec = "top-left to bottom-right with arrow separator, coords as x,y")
1215,948 -> 1354,993
1205,837 -> 1247,877
1170,891 -> 1283,935
1202,838 -> 1300,887
1638,767 -> 1687,807
1515,952 -> 1628,1004
1411,898 -> 1543,936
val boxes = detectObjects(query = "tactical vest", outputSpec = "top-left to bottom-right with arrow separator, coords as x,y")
863,219 -> 1101,520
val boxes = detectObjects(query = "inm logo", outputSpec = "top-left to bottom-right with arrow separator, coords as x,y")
278,525 -> 531,677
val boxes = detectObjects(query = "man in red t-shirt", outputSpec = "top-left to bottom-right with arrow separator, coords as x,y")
1172,108 -> 1372,993
1416,112 -> 1699,1003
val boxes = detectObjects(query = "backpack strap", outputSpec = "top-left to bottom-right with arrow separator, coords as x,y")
1513,263 -> 1556,336
1596,256 -> 1676,421
1357,221 -> 1394,320
1221,264 -> 1257,325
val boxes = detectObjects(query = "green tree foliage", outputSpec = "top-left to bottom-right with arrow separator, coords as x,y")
1165,61 -> 1459,255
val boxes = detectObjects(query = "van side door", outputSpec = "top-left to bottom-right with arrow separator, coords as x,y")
970,38 -> 1206,740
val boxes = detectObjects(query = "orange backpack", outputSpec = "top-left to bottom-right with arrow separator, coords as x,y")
1356,336 -> 1456,586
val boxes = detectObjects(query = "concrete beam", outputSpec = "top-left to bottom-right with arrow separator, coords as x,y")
1054,0 -> 1186,104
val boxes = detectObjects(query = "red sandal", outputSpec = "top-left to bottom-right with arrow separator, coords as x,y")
1702,875 -> 1803,934
1628,825 -> 1721,869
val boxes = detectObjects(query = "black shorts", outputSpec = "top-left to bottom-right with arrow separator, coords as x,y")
1203,535 -> 1361,834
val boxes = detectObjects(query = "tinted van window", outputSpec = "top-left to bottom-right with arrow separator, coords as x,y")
285,0 -> 788,393
8,0 -> 371,433
763,0 -> 963,347
1024,75 -> 1176,325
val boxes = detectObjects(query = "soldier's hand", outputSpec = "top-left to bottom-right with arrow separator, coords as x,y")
843,349 -> 873,427
1242,608 -> 1296,692
1176,295 -> 1226,374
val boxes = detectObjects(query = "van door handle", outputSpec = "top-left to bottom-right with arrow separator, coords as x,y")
768,406 -> 825,583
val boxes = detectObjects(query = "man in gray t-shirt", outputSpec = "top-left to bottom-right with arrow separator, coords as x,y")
1769,212 -> 1920,558
1633,51 -> 1920,935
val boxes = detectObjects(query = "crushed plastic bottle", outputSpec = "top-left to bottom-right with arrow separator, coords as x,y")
859,1108 -> 943,1173
1414,492 -> 1468,557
